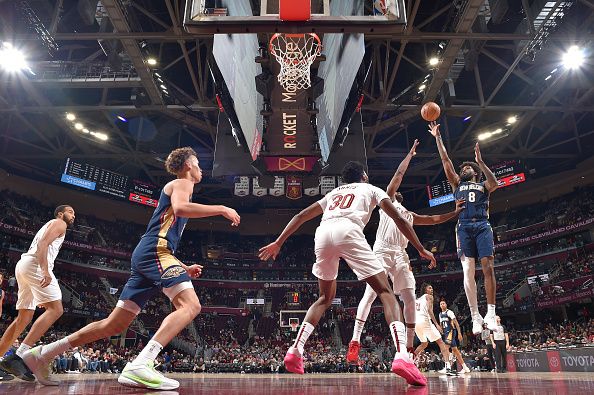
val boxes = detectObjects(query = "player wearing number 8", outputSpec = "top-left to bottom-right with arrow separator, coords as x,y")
428,121 -> 500,336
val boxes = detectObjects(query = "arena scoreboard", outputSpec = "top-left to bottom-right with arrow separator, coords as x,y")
286,291 -> 300,305
60,158 -> 160,207
427,160 -> 526,207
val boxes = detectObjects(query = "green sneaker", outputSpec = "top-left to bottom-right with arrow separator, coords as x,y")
118,361 -> 179,390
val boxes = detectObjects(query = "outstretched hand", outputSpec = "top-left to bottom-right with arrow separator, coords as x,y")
474,142 -> 483,164
409,139 -> 420,156
185,264 -> 203,278
259,241 -> 281,261
428,121 -> 441,137
419,248 -> 437,269
222,207 -> 241,227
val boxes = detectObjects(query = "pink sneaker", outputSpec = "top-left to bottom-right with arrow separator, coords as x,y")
284,350 -> 304,374
392,357 -> 427,386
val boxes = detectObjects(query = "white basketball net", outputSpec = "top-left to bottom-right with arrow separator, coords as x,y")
269,33 -> 322,91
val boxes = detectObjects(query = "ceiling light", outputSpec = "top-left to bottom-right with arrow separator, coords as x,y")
160,84 -> 167,90
545,75 -> 552,81
562,45 -> 585,69
82,128 -> 90,134
418,84 -> 426,90
116,115 -> 127,122
95,133 -> 108,141
463,116 -> 472,122
478,132 -> 492,141
154,72 -> 161,77
0,44 -> 28,72
507,116 -> 517,124
66,113 -> 76,121
74,123 -> 84,130
147,58 -> 157,66
429,57 -> 439,66
492,128 -> 503,134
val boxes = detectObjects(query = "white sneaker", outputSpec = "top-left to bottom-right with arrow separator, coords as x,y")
22,346 -> 60,386
472,316 -> 484,335
484,313 -> 497,330
437,367 -> 448,374
118,361 -> 179,390
462,364 -> 471,373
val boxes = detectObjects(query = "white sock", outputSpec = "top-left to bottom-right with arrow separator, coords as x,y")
445,361 -> 451,369
406,325 -> 415,349
389,321 -> 407,357
351,319 -> 365,342
133,339 -> 163,365
487,304 -> 496,316
292,322 -> 315,355
16,343 -> 31,358
40,337 -> 72,362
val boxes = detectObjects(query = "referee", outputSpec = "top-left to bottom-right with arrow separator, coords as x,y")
489,316 -> 509,373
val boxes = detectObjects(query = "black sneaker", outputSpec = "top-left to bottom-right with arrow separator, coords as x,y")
0,354 -> 36,381
0,367 -> 15,381
446,368 -> 459,376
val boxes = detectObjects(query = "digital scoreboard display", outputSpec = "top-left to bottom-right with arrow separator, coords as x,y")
61,158 -> 159,207
427,160 -> 526,207
427,179 -> 455,207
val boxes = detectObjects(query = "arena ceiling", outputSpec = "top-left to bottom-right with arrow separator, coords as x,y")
0,0 -> 593,208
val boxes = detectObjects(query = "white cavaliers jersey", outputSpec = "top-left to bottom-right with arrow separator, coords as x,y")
317,183 -> 390,230
415,294 -> 432,323
374,200 -> 414,250
21,220 -> 65,271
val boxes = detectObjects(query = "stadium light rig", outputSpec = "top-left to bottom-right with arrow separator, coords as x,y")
562,45 -> 585,69
0,42 -> 33,74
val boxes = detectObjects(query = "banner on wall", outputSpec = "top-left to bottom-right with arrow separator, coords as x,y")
507,347 -> 594,372
320,176 -> 336,195
234,176 -> 250,197
252,177 -> 268,197
269,176 -> 285,197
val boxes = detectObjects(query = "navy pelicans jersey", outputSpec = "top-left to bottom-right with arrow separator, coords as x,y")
439,309 -> 456,332
454,181 -> 489,222
139,189 -> 189,255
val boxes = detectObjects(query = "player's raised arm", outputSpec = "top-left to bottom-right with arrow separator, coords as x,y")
429,122 -> 460,189
475,142 -> 499,193
386,139 -> 419,198
259,202 -> 323,261
411,199 -> 465,225
170,179 -> 240,226
379,198 -> 436,267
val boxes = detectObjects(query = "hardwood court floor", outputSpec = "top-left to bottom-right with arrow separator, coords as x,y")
0,372 -> 593,394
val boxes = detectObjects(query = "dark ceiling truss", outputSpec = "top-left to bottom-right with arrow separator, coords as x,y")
0,0 -> 593,204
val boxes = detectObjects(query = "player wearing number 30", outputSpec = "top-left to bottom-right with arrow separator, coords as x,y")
259,161 -> 436,386
429,121 -> 499,335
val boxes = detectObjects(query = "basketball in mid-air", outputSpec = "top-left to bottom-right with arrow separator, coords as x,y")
421,102 -> 441,121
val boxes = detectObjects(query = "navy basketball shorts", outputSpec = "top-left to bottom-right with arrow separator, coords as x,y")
456,221 -> 494,260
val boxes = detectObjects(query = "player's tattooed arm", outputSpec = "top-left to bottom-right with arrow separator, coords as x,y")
428,122 -> 460,189
386,139 -> 419,199
474,142 -> 499,193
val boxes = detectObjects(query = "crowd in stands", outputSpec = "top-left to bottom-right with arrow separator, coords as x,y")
1,185 -> 594,375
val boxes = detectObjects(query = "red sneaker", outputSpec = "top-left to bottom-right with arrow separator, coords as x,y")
284,350 -> 304,374
392,357 -> 427,386
346,341 -> 360,363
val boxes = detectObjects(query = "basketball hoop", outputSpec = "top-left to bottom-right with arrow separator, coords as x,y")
269,33 -> 322,91
290,322 -> 298,332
